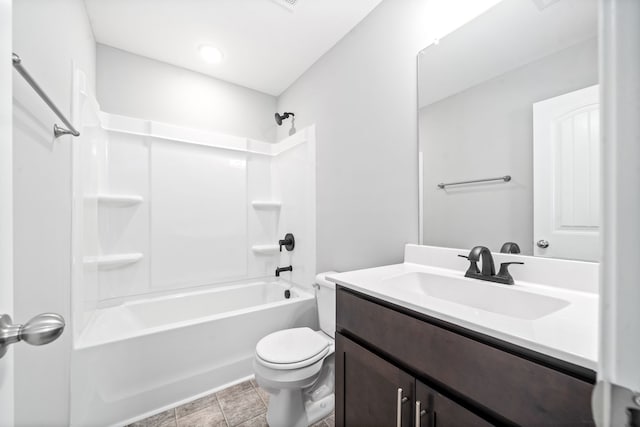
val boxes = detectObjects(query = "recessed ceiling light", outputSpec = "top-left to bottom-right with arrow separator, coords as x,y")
199,45 -> 224,64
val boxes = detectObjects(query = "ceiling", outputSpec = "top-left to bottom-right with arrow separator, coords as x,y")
83,0 -> 384,96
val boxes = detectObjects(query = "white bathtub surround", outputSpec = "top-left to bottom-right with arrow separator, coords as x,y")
71,70 -> 316,325
74,111 -> 316,304
69,70 -> 318,426
71,280 -> 316,426
328,244 -> 599,370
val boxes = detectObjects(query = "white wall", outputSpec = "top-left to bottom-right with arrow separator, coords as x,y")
420,38 -> 598,254
12,0 -> 95,425
276,0 -> 431,272
97,44 -> 278,142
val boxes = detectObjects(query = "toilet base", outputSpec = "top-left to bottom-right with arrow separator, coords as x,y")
264,390 -> 334,427
266,388 -> 307,427
305,393 -> 334,425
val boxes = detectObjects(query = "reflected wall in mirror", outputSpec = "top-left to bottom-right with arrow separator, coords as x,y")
417,0 -> 599,261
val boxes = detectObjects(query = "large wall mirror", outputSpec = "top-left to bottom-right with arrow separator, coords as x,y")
418,0 -> 599,261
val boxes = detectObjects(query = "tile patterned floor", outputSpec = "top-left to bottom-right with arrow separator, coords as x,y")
128,379 -> 335,427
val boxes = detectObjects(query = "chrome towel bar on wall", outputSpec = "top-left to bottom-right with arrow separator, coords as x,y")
437,175 -> 511,189
12,52 -> 80,138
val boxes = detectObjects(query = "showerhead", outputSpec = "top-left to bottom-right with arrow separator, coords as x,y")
275,112 -> 295,126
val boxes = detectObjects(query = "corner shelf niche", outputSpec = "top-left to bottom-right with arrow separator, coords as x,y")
251,201 -> 281,210
86,194 -> 144,207
83,253 -> 144,270
251,245 -> 280,255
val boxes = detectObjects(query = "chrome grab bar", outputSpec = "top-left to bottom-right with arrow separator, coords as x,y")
12,53 -> 80,138
437,175 -> 511,189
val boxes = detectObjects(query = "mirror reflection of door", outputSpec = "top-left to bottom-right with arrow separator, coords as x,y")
533,85 -> 600,261
417,0 -> 599,260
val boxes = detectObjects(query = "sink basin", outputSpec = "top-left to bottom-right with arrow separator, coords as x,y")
378,272 -> 569,320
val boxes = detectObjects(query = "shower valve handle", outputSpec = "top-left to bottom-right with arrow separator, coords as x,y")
279,233 -> 295,252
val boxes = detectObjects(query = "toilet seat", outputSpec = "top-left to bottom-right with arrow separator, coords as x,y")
256,327 -> 330,370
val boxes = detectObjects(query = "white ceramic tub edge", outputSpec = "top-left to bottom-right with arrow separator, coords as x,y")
70,281 -> 317,426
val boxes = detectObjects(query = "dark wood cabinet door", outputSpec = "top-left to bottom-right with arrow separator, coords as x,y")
415,381 -> 494,427
337,288 -> 595,426
336,333 -> 414,427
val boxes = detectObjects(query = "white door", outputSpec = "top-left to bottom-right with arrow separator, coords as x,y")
533,85 -> 600,261
1,3 -> 66,424
0,0 -> 14,425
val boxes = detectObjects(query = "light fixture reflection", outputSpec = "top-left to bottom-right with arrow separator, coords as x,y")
199,45 -> 224,64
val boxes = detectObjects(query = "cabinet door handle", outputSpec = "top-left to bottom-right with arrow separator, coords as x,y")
397,388 -> 408,427
415,400 -> 427,427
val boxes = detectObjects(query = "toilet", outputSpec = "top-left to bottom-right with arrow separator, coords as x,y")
253,272 -> 337,427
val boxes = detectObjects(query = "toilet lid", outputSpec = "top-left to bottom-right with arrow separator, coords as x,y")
256,327 -> 329,368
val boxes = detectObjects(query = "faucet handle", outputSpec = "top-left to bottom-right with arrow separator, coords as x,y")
278,233 -> 295,252
458,254 -> 480,275
496,262 -> 524,285
500,242 -> 521,254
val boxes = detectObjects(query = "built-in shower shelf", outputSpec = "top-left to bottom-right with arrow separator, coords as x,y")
251,245 -> 280,255
83,253 -> 144,270
86,194 -> 144,207
251,201 -> 282,210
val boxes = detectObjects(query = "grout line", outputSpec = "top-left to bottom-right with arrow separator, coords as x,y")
215,393 -> 231,427
250,380 -> 268,408
240,413 -> 266,427
173,408 -> 178,426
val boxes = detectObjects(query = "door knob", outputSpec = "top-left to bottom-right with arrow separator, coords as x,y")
537,239 -> 550,248
0,313 -> 65,359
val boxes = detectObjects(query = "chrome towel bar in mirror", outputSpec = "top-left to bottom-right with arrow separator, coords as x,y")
437,175 -> 511,189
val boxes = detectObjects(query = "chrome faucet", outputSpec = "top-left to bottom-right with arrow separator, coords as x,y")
459,246 -> 523,285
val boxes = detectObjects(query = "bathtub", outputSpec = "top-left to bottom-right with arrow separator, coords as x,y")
70,280 -> 317,426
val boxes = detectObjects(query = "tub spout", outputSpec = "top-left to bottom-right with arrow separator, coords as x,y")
275,266 -> 293,277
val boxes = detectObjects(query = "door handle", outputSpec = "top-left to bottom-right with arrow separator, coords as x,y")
397,388 -> 409,427
537,239 -> 550,248
0,313 -> 65,359
415,400 -> 427,427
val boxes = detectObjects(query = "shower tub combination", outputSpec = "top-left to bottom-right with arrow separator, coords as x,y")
71,280 -> 316,426
70,73 -> 318,426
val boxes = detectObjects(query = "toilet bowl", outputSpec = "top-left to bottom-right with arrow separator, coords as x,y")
253,272 -> 337,427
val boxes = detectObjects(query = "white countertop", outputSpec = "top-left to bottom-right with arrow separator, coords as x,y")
328,261 -> 598,371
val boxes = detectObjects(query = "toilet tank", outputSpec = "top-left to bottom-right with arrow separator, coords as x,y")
316,272 -> 337,338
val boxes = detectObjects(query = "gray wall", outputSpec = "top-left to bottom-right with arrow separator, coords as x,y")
97,44 -> 278,142
277,0 -> 427,272
12,0 -> 96,425
420,38 -> 598,254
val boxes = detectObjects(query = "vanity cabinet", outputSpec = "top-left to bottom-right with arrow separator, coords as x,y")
337,333 -> 491,426
335,287 -> 595,426
415,381 -> 494,427
337,333 -> 414,426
